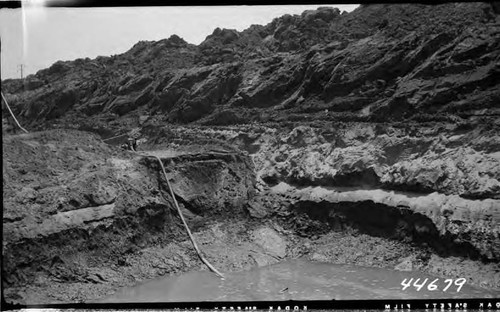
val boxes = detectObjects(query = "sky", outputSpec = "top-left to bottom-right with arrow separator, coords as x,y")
0,4 -> 359,80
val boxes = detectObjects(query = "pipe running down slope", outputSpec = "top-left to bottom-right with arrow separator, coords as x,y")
1,92 -> 29,134
136,148 -> 226,279
1,100 -> 225,279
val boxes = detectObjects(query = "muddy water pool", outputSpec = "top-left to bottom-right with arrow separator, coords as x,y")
98,259 -> 497,302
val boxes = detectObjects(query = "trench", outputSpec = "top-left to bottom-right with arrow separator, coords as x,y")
3,137 -> 499,304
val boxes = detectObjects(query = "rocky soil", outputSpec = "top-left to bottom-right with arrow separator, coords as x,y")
2,3 -> 499,129
2,2 -> 500,304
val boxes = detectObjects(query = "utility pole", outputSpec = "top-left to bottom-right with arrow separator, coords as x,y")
17,64 -> 25,79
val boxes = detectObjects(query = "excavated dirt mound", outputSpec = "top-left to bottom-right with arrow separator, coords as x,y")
2,3 -> 499,131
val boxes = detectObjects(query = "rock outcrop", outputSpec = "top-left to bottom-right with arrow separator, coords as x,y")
147,123 -> 500,200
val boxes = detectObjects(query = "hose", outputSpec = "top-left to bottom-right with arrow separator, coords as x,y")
1,92 -> 29,134
135,147 -> 225,279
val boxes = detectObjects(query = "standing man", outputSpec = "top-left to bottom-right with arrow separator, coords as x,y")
127,137 -> 137,151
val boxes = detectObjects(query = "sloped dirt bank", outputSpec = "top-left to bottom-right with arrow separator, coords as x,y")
2,129 -> 256,303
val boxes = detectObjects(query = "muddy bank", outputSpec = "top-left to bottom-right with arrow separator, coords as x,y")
2,129 -> 255,303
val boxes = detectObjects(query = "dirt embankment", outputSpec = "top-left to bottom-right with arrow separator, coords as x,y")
2,3 -> 499,131
2,129 -> 256,303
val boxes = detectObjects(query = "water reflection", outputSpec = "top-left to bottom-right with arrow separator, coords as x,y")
98,259 -> 497,302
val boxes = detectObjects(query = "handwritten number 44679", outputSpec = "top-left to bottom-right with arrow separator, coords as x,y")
401,278 -> 466,292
